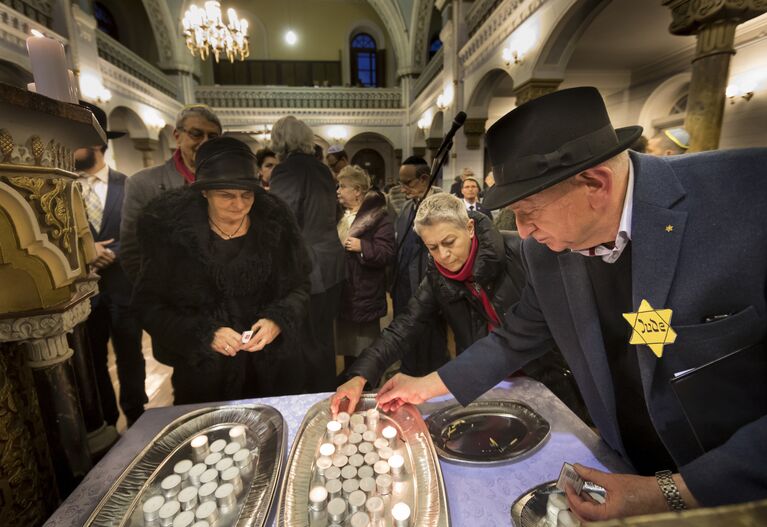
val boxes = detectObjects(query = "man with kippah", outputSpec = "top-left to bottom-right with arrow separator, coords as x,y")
326,144 -> 349,178
120,105 -> 222,282
646,127 -> 690,156
377,87 -> 767,519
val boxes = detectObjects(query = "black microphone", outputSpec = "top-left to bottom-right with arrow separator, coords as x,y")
434,111 -> 467,159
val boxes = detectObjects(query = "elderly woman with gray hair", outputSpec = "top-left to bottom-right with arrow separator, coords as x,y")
269,116 -> 346,392
331,193 -> 588,420
335,165 -> 395,368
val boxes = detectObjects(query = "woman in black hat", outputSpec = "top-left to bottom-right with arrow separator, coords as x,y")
132,136 -> 312,403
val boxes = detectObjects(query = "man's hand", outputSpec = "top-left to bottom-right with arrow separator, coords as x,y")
344,236 -> 362,253
376,371 -> 449,412
565,464 -> 696,522
92,239 -> 116,270
330,376 -> 367,417
241,319 -> 281,352
211,327 -> 242,357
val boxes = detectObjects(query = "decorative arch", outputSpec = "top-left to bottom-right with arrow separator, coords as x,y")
141,0 -> 184,68
367,0 -> 409,73
346,131 -> 396,185
428,110 -> 444,140
465,68 -> 515,120
638,73 -> 692,135
409,0 -> 435,71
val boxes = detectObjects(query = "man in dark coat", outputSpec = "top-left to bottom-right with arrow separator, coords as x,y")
75,103 -> 146,426
269,116 -> 346,392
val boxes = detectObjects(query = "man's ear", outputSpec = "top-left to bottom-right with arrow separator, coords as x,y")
577,166 -> 613,207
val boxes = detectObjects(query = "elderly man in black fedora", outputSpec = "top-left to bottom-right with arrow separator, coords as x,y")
75,102 -> 147,427
376,87 -> 767,519
132,136 -> 312,403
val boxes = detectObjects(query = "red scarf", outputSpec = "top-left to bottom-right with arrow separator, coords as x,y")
173,149 -> 195,184
434,235 -> 501,330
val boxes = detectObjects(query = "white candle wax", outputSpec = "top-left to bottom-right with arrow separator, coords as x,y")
392,502 -> 411,527
25,31 -> 70,102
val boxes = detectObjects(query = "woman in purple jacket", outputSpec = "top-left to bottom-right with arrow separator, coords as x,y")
336,165 -> 396,369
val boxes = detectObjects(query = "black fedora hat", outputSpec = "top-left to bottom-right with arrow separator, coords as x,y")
79,101 -> 126,139
482,86 -> 642,210
190,136 -> 261,191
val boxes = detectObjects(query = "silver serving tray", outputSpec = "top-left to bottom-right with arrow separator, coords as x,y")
426,400 -> 550,465
510,480 -> 606,527
276,394 -> 450,526
85,404 -> 286,527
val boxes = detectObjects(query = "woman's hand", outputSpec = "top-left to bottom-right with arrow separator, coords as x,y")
344,236 -> 362,253
212,327 -> 242,357
330,376 -> 367,417
241,318 -> 281,352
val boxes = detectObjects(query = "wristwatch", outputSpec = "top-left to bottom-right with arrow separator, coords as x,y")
655,470 -> 687,511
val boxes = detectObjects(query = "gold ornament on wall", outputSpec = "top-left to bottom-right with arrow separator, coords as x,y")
7,176 -> 74,253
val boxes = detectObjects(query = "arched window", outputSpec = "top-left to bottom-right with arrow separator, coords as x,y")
351,33 -> 377,87
94,2 -> 120,40
428,36 -> 442,59
669,93 -> 688,116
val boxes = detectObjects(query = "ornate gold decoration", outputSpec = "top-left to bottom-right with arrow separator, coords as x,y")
664,0 -> 767,35
29,136 -> 45,165
0,130 -> 73,171
0,129 -> 13,162
513,79 -> 562,106
7,176 -> 74,253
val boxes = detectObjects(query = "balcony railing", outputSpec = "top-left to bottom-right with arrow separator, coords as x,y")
195,86 -> 403,109
467,0 -> 505,37
0,1 -> 63,54
413,47 -> 444,100
95,31 -> 176,98
1,0 -> 52,28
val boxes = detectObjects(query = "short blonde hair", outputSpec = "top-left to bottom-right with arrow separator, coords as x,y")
270,116 -> 315,159
414,193 -> 469,235
461,167 -> 475,180
337,165 -> 371,193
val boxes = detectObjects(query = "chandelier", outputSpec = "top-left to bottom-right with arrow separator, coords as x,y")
182,1 -> 250,63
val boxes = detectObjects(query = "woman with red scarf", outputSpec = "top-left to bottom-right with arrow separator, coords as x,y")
332,193 -> 586,418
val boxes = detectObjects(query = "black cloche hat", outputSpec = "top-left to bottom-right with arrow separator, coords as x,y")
79,101 -> 126,139
190,136 -> 261,191
482,86 -> 642,210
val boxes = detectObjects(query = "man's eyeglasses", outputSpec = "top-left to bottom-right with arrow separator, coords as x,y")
178,127 -> 220,141
399,178 -> 419,188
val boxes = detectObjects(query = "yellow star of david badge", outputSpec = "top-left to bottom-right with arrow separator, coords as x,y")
622,299 -> 677,358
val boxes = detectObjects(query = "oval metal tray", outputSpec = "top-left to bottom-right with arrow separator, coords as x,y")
426,399 -> 550,465
510,480 -> 606,527
276,394 -> 450,526
85,404 -> 286,527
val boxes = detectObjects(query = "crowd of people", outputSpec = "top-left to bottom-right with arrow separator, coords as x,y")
75,85 -> 765,521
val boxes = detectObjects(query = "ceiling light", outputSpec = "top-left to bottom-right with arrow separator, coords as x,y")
285,30 -> 298,46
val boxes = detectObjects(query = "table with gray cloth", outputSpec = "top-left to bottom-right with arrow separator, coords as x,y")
46,377 -> 631,526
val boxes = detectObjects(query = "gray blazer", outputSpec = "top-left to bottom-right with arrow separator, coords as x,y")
120,158 -> 186,282
439,149 -> 767,506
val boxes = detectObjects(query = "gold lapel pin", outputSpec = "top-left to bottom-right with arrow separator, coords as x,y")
665,225 -> 674,232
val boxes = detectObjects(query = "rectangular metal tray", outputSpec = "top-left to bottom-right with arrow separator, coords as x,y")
85,404 -> 286,527
276,394 -> 450,526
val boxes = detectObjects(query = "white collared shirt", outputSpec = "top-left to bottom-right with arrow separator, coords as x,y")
572,159 -> 634,264
464,198 -> 479,211
78,163 -> 109,207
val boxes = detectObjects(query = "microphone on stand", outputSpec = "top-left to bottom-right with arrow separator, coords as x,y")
433,111 -> 467,161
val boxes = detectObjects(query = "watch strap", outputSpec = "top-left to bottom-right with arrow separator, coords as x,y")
655,470 -> 687,511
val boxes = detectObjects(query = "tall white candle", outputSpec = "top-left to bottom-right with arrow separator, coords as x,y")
26,30 -> 70,102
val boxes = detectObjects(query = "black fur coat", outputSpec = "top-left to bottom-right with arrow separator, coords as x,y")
132,186 -> 311,403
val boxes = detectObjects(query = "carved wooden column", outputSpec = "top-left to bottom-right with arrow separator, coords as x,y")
513,78 -> 562,106
664,0 -> 766,152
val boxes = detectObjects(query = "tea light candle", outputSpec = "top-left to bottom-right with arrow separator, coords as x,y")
350,413 -> 365,427
209,439 -> 227,454
348,432 -> 363,445
358,441 -> 374,454
373,438 -> 388,449
327,497 -> 347,523
161,474 -> 182,498
142,495 -> 165,522
324,466 -> 342,481
177,486 -> 198,511
229,425 -> 247,446
388,453 -> 405,478
172,510 -> 195,527
216,457 -> 234,473
350,511 -> 371,527
362,430 -> 377,443
195,501 -> 218,525
198,482 -> 218,503
221,466 -> 243,495
204,452 -> 222,467
232,448 -> 251,469
342,478 -> 360,497
158,500 -> 180,526
326,420 -> 342,440
199,468 -> 218,485
366,408 -> 380,430
342,443 -> 358,457
382,425 -> 398,449
359,476 -> 376,495
332,454 -> 348,468
366,496 -> 384,520
353,423 -> 367,435
309,485 -> 329,511
319,442 -> 335,457
187,463 -> 207,486
215,482 -> 236,510
392,502 -> 411,527
191,522 -> 210,527
332,434 -> 348,448
174,459 -> 193,480
190,434 -> 210,461
25,30 -> 70,102
224,442 -> 241,456
341,465 -> 358,480
377,446 -> 393,461
349,453 -> 364,468
315,456 -> 333,477
375,473 -> 392,495
325,478 -> 343,500
373,460 -> 390,476
357,465 -> 374,479
336,412 -> 351,430
348,489 -> 366,513
363,452 -> 379,466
